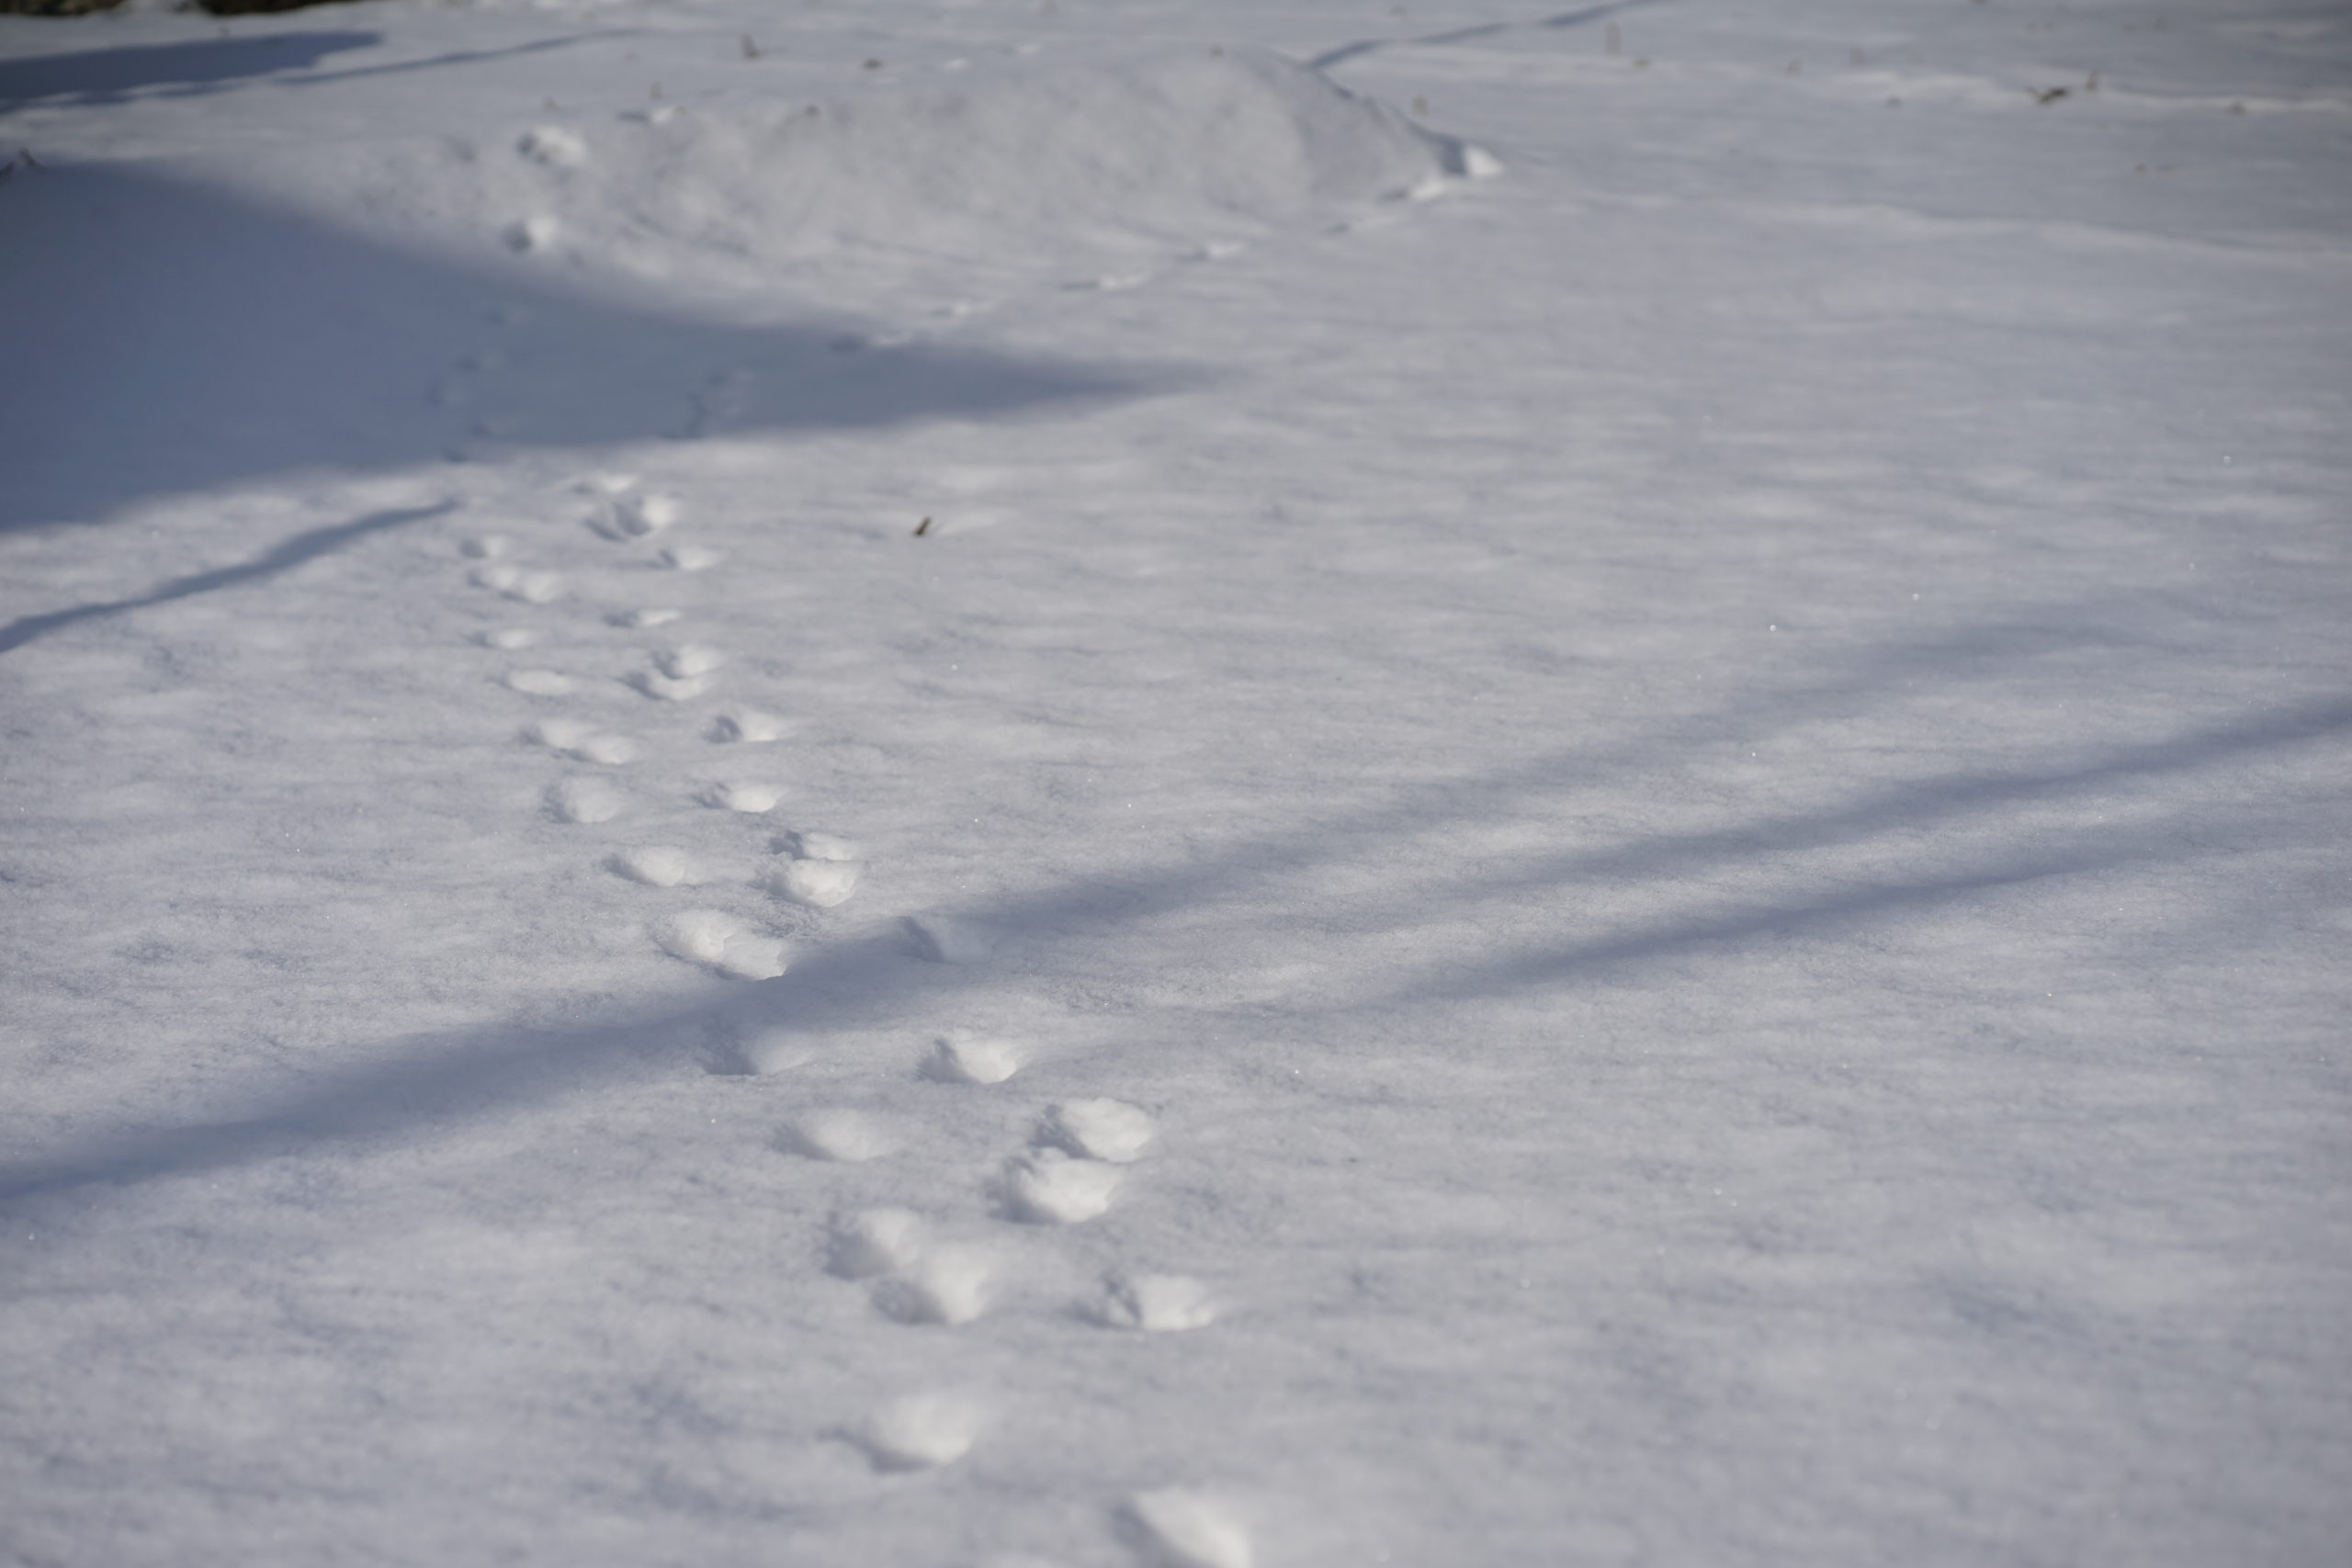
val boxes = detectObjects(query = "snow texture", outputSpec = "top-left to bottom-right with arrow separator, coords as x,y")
2,0 -> 2347,1564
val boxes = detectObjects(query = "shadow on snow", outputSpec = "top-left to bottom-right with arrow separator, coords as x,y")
0,30 -> 379,104
0,161 -> 1174,534
0,28 -> 644,107
4,618 -> 2343,1208
0,501 -> 455,654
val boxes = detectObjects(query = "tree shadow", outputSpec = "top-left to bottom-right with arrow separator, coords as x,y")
0,28 -> 646,108
0,499 -> 453,654
0,161 -> 1177,533
0,30 -> 379,105
5,598 -> 2340,1211
0,928 -> 971,1206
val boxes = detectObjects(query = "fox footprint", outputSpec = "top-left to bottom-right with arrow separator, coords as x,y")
632,643 -> 723,701
826,1208 -> 996,1327
853,1392 -> 986,1472
656,908 -> 786,979
530,717 -> 638,765
1001,1148 -> 1123,1224
1097,1272 -> 1218,1333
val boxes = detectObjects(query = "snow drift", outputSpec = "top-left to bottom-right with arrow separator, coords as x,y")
0,39 -> 1498,525
356,45 -> 1497,303
614,47 -> 1494,259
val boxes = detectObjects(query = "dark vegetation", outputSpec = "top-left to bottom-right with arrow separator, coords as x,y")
1,1 -> 371,16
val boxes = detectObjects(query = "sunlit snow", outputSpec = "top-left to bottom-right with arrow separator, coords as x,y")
2,1 -> 2347,1563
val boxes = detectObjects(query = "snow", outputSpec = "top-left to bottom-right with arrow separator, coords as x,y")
763,854 -> 864,908
1125,1486 -> 1258,1568
1046,1097 -> 1159,1163
1098,1271 -> 1219,1335
857,1389 -> 989,1472
1001,1145 -> 1126,1224
2,0 -> 2348,1563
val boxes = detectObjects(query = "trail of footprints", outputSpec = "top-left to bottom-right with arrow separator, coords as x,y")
458,484 -> 1250,1568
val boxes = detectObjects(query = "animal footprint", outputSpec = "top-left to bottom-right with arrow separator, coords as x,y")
1098,1273 -> 1218,1333
471,563 -> 563,603
612,607 -> 682,629
1042,1099 -> 1156,1164
1125,1489 -> 1253,1568
656,909 -> 786,979
606,845 -> 700,886
503,214 -> 560,253
922,1032 -> 1027,1085
517,125 -> 587,167
703,782 -> 783,814
778,829 -> 859,861
1001,1148 -> 1121,1225
612,491 -> 683,537
707,1021 -> 810,1077
548,776 -> 627,824
874,1244 -> 996,1325
481,626 -> 539,650
503,668 -> 576,696
854,1393 -> 984,1472
762,857 -> 861,908
662,545 -> 723,571
827,1207 -> 926,1280
709,709 -> 792,743
631,670 -> 711,702
631,644 -> 724,700
529,719 -> 639,765
654,644 -> 725,678
785,1110 -> 899,1163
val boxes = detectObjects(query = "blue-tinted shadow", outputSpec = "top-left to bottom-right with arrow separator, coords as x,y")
0,162 -> 1176,532
0,501 -> 453,655
0,30 -> 377,105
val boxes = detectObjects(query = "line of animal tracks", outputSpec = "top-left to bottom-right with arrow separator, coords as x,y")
463,478 -> 1250,1568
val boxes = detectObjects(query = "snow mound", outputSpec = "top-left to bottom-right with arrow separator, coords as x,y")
475,47 -> 1493,299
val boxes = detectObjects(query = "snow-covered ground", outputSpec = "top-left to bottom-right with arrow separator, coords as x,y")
3,1 -> 2347,1562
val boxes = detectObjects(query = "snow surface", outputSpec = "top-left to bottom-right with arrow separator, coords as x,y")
2,0 -> 2348,1564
